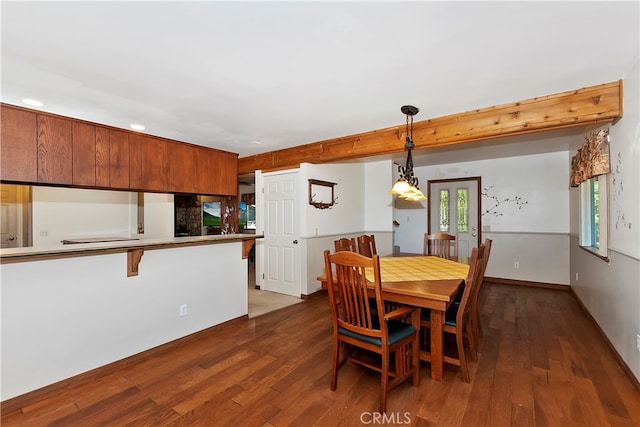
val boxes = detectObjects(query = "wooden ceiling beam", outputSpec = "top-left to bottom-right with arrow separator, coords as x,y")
238,80 -> 622,174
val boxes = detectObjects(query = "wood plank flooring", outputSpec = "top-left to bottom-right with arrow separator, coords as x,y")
2,282 -> 639,426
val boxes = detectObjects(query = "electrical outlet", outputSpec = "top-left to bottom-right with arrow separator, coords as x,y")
513,261 -> 519,269
636,334 -> 640,353
575,272 -> 579,281
179,304 -> 188,317
39,230 -> 49,237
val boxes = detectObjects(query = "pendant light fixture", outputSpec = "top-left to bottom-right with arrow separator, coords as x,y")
389,105 -> 427,200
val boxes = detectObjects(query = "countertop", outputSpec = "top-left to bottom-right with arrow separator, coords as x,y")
0,233 -> 262,263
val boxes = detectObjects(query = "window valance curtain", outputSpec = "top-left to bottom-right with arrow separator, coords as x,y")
569,127 -> 610,187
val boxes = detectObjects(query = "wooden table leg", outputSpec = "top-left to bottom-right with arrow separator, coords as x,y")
429,309 -> 444,380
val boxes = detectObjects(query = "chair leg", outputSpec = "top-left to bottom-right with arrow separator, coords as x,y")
331,339 -> 340,390
412,335 -> 420,386
456,331 -> 470,383
476,307 -> 484,338
467,325 -> 478,362
380,351 -> 389,413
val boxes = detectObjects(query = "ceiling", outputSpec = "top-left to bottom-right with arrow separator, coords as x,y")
2,2 -> 638,168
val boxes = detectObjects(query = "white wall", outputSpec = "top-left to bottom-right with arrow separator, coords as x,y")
364,159 -> 394,234
570,56 -> 640,382
32,187 -> 134,247
141,192 -> 175,239
299,162 -> 365,237
1,242 -> 248,400
298,162 -> 365,295
31,187 -> 175,247
395,151 -> 571,284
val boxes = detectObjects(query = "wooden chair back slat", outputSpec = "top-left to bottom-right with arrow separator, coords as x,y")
334,237 -> 357,252
356,234 -> 377,258
423,232 -> 458,259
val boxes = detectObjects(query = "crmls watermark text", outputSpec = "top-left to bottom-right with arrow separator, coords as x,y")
360,412 -> 411,425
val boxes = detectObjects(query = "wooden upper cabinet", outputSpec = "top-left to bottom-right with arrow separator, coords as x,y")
37,115 -> 73,184
206,149 -> 238,196
72,122 -> 96,186
221,152 -> 238,195
0,105 -> 37,182
130,134 -> 168,192
193,146 -> 212,195
109,129 -> 129,189
166,143 -> 238,196
1,104 -> 238,195
171,142 -> 196,194
95,127 -> 110,187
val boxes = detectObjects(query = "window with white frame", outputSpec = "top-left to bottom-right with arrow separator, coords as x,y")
579,174 -> 608,258
571,127 -> 610,260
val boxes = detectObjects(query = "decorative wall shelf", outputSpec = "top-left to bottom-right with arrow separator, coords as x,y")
308,179 -> 337,209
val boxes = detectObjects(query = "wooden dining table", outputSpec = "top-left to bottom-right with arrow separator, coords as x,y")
318,255 -> 469,381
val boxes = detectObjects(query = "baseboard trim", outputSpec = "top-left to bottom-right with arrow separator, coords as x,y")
301,289 -> 325,300
0,314 -> 249,413
569,288 -> 640,392
485,276 -> 570,291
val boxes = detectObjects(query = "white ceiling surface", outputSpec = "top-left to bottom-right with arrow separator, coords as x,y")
2,2 -> 638,167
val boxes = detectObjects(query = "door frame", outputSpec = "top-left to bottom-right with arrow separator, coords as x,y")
427,176 -> 482,249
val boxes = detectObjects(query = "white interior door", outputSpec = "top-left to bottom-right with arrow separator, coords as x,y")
263,172 -> 301,297
1,184 -> 20,249
428,178 -> 480,257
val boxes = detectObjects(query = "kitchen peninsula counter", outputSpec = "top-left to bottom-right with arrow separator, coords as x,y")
0,233 -> 262,265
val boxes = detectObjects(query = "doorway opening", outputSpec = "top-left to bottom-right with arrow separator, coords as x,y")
0,183 -> 32,248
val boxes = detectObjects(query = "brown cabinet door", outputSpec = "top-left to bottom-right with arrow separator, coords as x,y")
193,146 -> 212,195
95,127 -> 110,187
37,115 -> 73,184
205,149 -> 221,195
72,122 -> 96,186
129,133 -> 143,190
130,134 -> 167,192
221,152 -> 238,196
0,105 -> 37,182
109,129 -> 129,189
172,142 -> 195,194
208,151 -> 238,195
163,140 -> 176,193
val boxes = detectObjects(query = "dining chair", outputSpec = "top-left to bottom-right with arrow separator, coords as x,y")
356,234 -> 377,257
470,238 -> 492,341
420,244 -> 485,382
323,250 -> 420,413
334,237 -> 357,252
423,232 -> 458,259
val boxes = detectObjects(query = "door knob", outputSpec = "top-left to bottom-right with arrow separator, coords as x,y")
293,240 -> 298,244
7,236 -> 16,241
472,233 -> 477,237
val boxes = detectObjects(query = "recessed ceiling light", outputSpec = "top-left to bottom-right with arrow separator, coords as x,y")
130,124 -> 145,131
251,141 -> 262,145
22,98 -> 43,107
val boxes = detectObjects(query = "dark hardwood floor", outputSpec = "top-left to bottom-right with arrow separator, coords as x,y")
2,282 -> 639,426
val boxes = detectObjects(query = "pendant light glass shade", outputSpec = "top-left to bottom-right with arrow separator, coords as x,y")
389,179 -> 411,195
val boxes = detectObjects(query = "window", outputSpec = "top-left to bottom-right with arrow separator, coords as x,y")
579,175 -> 608,258
239,201 -> 256,229
456,188 -> 468,233
439,189 -> 449,232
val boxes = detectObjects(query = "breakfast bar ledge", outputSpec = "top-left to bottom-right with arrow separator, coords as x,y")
0,234 -> 261,276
